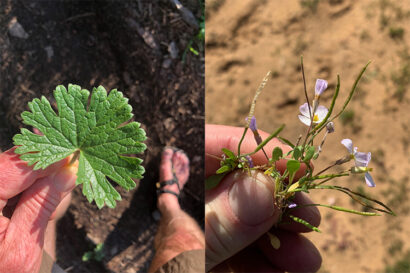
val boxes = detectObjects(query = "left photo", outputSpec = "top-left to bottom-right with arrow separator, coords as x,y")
0,1 -> 204,272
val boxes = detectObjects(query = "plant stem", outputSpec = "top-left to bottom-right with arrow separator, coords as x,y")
69,150 -> 80,165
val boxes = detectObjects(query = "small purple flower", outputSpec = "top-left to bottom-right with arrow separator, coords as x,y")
246,116 -> 262,144
315,79 -> 328,96
245,155 -> 254,168
341,139 -> 375,187
288,202 -> 297,209
248,116 -> 257,132
298,102 -> 329,126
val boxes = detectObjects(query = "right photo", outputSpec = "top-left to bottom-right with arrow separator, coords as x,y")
205,1 -> 410,272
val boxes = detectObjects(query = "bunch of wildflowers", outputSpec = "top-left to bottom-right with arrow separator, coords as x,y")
206,58 -> 394,243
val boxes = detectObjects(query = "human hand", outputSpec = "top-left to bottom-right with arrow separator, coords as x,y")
205,124 -> 322,272
0,147 -> 77,273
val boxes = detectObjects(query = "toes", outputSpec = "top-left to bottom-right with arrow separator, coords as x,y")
160,148 -> 175,182
172,150 -> 190,185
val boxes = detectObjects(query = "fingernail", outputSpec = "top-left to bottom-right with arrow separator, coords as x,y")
228,171 -> 275,226
53,167 -> 77,193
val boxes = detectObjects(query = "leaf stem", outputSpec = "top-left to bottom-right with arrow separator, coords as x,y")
69,150 -> 80,165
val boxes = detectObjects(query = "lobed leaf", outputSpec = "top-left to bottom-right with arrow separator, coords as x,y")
13,84 -> 147,209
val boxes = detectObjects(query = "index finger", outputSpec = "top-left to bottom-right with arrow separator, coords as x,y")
205,124 -> 292,177
0,147 -> 69,210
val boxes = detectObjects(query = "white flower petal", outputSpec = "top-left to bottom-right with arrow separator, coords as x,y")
365,172 -> 375,187
299,103 -> 311,117
341,139 -> 353,153
315,105 -> 329,121
298,115 -> 311,126
355,151 -> 371,167
315,79 -> 328,96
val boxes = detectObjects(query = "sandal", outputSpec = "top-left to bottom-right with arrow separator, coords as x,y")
156,173 -> 181,199
155,147 -> 187,199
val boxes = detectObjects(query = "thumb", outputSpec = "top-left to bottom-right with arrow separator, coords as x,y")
205,170 -> 280,271
5,166 -> 76,249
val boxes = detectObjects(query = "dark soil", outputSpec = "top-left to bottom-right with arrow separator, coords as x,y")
0,0 -> 204,272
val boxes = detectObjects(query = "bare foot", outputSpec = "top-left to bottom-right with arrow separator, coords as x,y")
157,147 -> 190,212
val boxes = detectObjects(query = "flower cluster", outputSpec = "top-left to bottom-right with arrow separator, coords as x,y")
207,62 -> 394,237
298,79 -> 375,187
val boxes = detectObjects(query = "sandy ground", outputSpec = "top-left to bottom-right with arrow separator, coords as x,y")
206,0 -> 410,272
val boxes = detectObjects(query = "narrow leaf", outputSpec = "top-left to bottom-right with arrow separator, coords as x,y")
314,74 -> 340,131
332,62 -> 371,121
216,165 -> 231,174
222,148 -> 236,160
205,173 -> 228,190
293,146 -> 302,160
278,136 -> 295,148
304,146 -> 316,162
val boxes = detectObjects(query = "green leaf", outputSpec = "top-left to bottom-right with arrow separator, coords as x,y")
286,160 -> 301,174
293,146 -> 302,160
216,165 -> 231,174
271,147 -> 283,162
277,136 -> 295,148
287,160 -> 301,184
13,84 -> 147,209
205,173 -> 228,190
222,148 -> 236,160
304,146 -> 316,162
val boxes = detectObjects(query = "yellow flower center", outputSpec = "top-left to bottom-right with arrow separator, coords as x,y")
313,114 -> 319,122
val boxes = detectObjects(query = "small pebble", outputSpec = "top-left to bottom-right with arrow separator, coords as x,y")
8,17 -> 29,39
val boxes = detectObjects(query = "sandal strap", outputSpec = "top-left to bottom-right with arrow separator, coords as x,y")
156,177 -> 181,199
156,178 -> 180,191
156,189 -> 180,198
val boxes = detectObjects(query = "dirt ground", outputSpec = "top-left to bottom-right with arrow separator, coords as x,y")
0,0 -> 203,272
206,0 -> 410,272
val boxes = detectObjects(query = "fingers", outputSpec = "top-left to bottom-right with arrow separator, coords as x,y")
4,166 -> 76,248
205,124 -> 309,180
0,147 -> 69,211
256,230 -> 322,272
205,170 -> 281,271
211,246 -> 284,273
205,124 -> 291,177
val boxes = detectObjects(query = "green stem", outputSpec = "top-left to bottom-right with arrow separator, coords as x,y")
309,185 -> 395,215
237,127 -> 248,156
293,203 -> 380,216
69,150 -> 80,165
243,124 -> 285,156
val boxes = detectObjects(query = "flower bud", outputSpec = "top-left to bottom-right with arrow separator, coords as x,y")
315,79 -> 328,97
245,155 -> 254,168
326,122 -> 335,133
